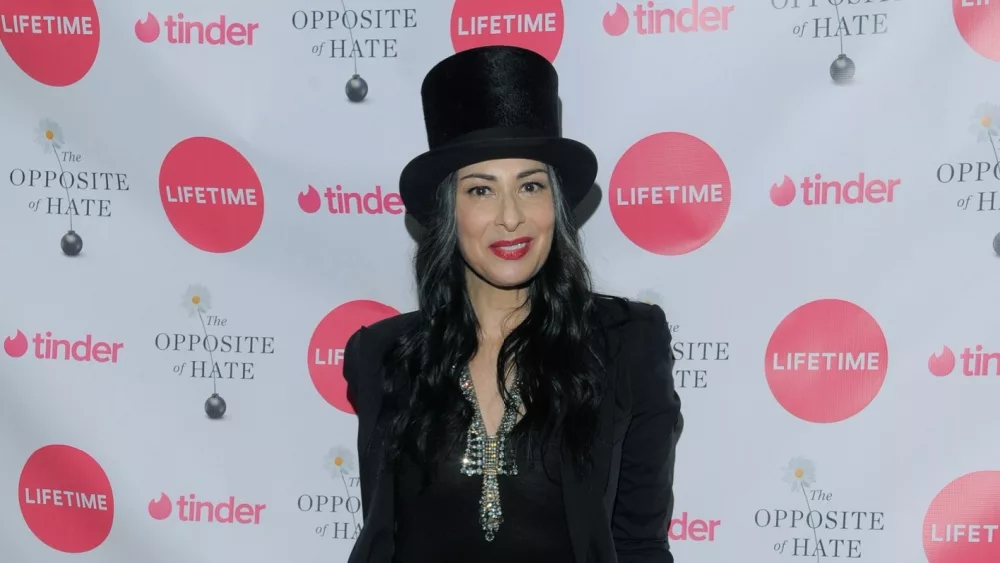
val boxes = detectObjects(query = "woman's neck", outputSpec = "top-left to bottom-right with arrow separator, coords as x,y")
466,270 -> 528,341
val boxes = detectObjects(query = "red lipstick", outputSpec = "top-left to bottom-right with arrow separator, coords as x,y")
489,237 -> 532,260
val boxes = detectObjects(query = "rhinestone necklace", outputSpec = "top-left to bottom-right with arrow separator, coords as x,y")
458,366 -> 522,541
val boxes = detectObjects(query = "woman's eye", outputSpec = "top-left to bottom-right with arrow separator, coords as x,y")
466,182 -> 544,197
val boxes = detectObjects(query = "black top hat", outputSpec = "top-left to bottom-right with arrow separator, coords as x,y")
399,45 -> 598,225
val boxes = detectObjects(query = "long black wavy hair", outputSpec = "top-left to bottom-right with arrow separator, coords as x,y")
377,165 -> 607,481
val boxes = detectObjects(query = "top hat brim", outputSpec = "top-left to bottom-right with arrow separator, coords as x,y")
399,135 -> 597,226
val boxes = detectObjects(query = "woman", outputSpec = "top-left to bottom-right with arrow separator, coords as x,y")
342,45 -> 683,563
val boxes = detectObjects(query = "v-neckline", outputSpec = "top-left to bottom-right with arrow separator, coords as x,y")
461,366 -> 522,438
465,370 -> 505,438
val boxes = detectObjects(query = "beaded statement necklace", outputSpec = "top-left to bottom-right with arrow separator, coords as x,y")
458,366 -> 523,542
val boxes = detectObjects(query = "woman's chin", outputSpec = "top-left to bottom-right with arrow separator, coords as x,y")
482,269 -> 536,290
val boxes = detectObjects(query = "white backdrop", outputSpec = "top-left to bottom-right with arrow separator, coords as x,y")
3,0 -> 1000,562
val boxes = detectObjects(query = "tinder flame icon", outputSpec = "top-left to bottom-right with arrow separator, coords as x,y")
148,493 -> 172,520
770,175 -> 796,206
298,185 -> 321,213
135,13 -> 160,43
603,3 -> 629,36
4,330 -> 28,358
928,347 -> 956,377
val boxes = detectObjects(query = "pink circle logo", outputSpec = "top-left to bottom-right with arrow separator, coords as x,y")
953,0 -> 1000,62
609,132 -> 732,256
451,0 -> 564,63
308,300 -> 400,414
0,0 -> 100,87
924,471 -> 1000,563
19,444 -> 114,553
159,137 -> 264,253
764,299 -> 888,423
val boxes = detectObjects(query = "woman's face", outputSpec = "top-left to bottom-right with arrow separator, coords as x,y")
455,158 -> 556,290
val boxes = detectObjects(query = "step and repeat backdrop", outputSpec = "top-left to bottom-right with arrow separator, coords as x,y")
3,0 -> 1000,561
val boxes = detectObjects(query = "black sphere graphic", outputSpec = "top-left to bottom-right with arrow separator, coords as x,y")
205,393 -> 227,419
993,233 -> 1000,256
61,230 -> 82,256
830,54 -> 855,84
346,74 -> 368,102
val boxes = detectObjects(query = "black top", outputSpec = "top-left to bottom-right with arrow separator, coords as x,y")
392,434 -> 574,563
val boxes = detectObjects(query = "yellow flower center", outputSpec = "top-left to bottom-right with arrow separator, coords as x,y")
45,130 -> 54,140
794,468 -> 804,479
983,116 -> 993,128
191,295 -> 201,305
334,456 -> 344,466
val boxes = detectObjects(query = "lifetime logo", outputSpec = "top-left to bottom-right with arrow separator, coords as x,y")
148,493 -> 266,524
3,330 -> 124,363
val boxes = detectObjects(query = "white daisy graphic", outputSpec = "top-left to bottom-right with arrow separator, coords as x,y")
35,118 -> 64,154
180,284 -> 212,317
636,289 -> 663,307
970,102 -> 1000,144
324,445 -> 358,478
782,456 -> 816,492
783,456 -> 823,561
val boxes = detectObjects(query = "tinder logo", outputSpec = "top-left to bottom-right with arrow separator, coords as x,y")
135,13 -> 258,45
3,330 -> 124,363
298,184 -> 405,215
668,512 -> 721,541
929,345 -> 1000,377
603,1 -> 734,36
770,173 -> 901,207
148,493 -> 266,524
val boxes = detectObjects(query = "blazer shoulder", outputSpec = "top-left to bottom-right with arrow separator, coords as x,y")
343,310 -> 418,415
353,310 -> 419,353
344,310 -> 418,378
592,293 -> 669,337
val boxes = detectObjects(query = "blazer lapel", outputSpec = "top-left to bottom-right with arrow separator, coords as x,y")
350,366 -> 395,563
561,352 -> 621,563
350,450 -> 395,563
561,455 -> 593,563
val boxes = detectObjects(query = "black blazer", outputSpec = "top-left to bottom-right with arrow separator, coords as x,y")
342,296 -> 683,563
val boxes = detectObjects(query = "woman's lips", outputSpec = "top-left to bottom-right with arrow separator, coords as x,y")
489,237 -> 532,260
